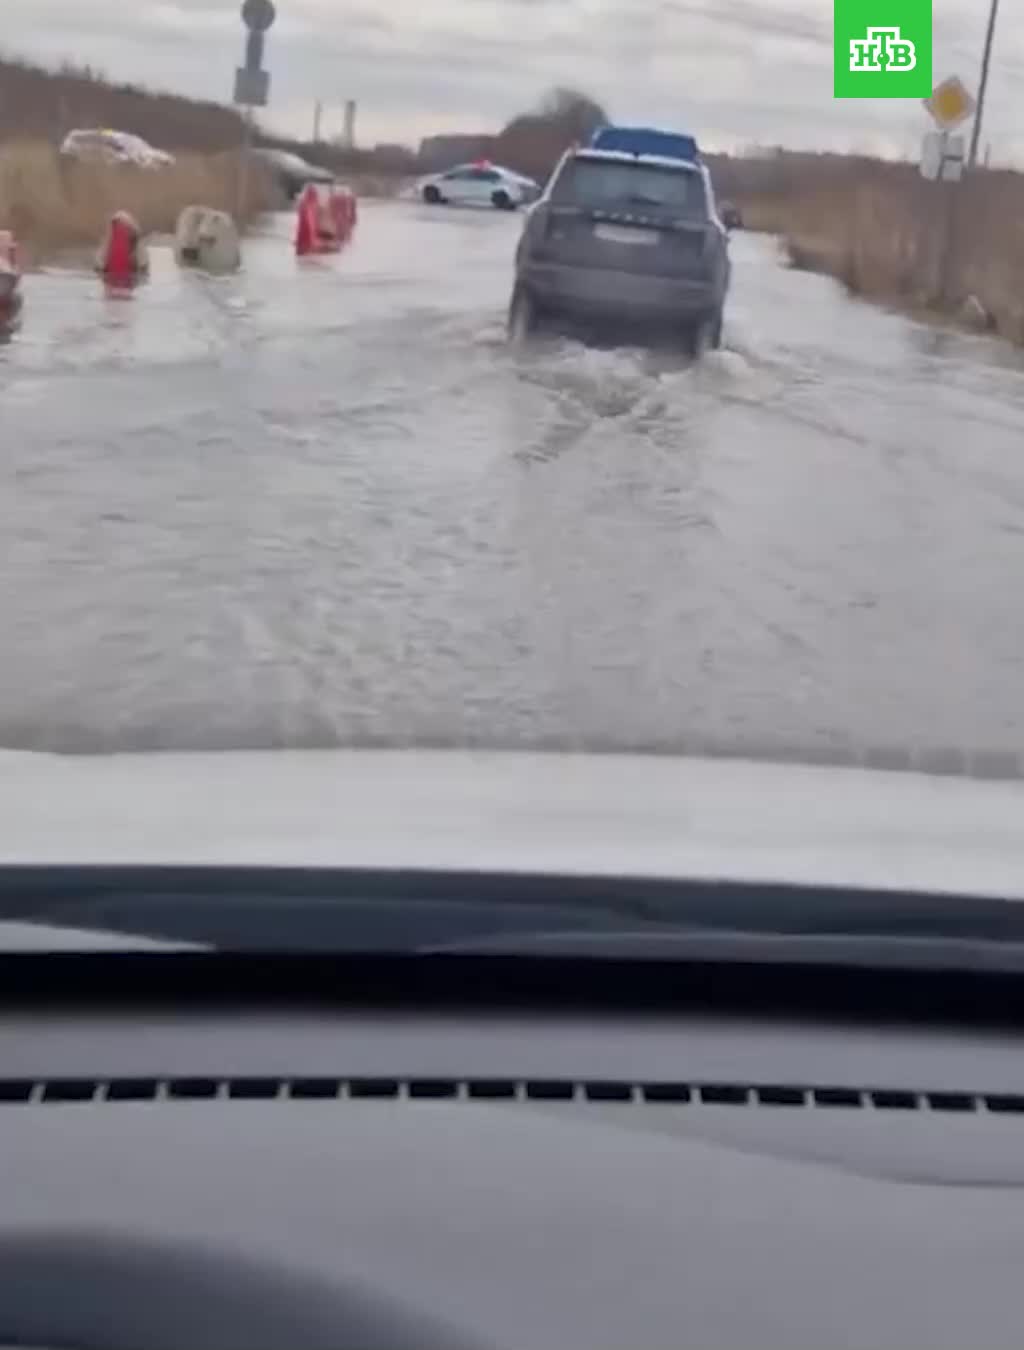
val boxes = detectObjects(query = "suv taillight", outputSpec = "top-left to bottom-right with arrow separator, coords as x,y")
696,224 -> 720,270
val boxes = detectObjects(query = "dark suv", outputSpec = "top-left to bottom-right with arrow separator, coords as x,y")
508,146 -> 731,352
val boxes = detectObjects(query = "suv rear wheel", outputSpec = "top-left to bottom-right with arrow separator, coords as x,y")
507,285 -> 539,343
687,307 -> 723,357
707,306 -> 723,350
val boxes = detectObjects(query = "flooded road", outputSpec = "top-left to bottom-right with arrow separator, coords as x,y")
3,202 -> 1024,763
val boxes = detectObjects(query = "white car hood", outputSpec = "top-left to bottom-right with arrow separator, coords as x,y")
0,748 -> 1022,899
0,921 -> 198,951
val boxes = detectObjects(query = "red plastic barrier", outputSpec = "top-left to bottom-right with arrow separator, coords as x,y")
296,184 -> 334,255
295,185 -> 316,256
0,231 -> 23,332
97,212 -> 148,288
328,186 -> 357,241
296,183 -> 357,256
0,230 -> 19,270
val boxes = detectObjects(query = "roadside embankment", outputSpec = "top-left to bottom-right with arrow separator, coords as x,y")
730,157 -> 1024,344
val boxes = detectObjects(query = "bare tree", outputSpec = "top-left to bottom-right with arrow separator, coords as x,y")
535,87 -> 609,142
494,86 -> 609,183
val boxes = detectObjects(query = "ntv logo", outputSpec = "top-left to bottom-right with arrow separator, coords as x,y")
850,26 -> 917,71
835,1 -> 930,98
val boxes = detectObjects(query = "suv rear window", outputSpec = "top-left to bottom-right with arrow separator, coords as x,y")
551,157 -> 707,215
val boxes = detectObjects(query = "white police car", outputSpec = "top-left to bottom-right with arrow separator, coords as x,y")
417,161 -> 541,211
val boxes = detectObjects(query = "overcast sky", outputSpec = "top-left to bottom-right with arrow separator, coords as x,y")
5,0 -> 1024,162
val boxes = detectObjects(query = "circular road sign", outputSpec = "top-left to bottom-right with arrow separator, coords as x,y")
923,75 -> 975,131
242,0 -> 276,32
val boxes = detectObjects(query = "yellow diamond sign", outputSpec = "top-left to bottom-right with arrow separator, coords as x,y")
924,76 -> 976,130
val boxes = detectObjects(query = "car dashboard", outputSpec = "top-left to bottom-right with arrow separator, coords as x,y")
3,971 -> 1024,1350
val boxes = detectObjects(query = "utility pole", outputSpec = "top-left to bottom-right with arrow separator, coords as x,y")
312,100 -> 322,144
343,99 -> 357,151
968,0 -> 1001,170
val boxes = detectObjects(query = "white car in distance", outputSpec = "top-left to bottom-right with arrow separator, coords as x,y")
418,161 -> 540,211
60,129 -> 176,170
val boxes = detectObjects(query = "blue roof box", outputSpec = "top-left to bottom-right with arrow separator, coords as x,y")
589,125 -> 700,163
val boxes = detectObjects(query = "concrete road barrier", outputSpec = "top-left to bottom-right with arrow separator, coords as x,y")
175,206 -> 242,273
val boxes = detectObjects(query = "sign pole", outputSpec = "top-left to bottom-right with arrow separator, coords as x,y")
921,78 -> 974,303
938,169 -> 959,305
233,0 -> 275,219
238,108 -> 254,220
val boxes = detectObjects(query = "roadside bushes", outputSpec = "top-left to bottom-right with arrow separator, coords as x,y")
0,141 -> 277,263
723,152 -> 1024,343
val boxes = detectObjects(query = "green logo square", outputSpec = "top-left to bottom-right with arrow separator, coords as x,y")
834,0 -> 932,98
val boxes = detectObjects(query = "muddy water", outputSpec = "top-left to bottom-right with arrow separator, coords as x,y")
3,202 -> 1024,762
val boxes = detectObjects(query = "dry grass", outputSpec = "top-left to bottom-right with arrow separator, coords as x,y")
0,140 -> 278,264
0,54 -> 244,151
728,155 -> 1024,343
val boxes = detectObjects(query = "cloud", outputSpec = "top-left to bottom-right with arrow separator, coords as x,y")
3,0 -> 1023,161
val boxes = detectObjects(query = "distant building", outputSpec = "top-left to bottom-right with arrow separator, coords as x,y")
369,143 -> 417,172
417,133 -> 494,171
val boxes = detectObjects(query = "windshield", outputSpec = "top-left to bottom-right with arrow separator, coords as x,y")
1,0 -> 1023,953
551,158 -> 707,213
